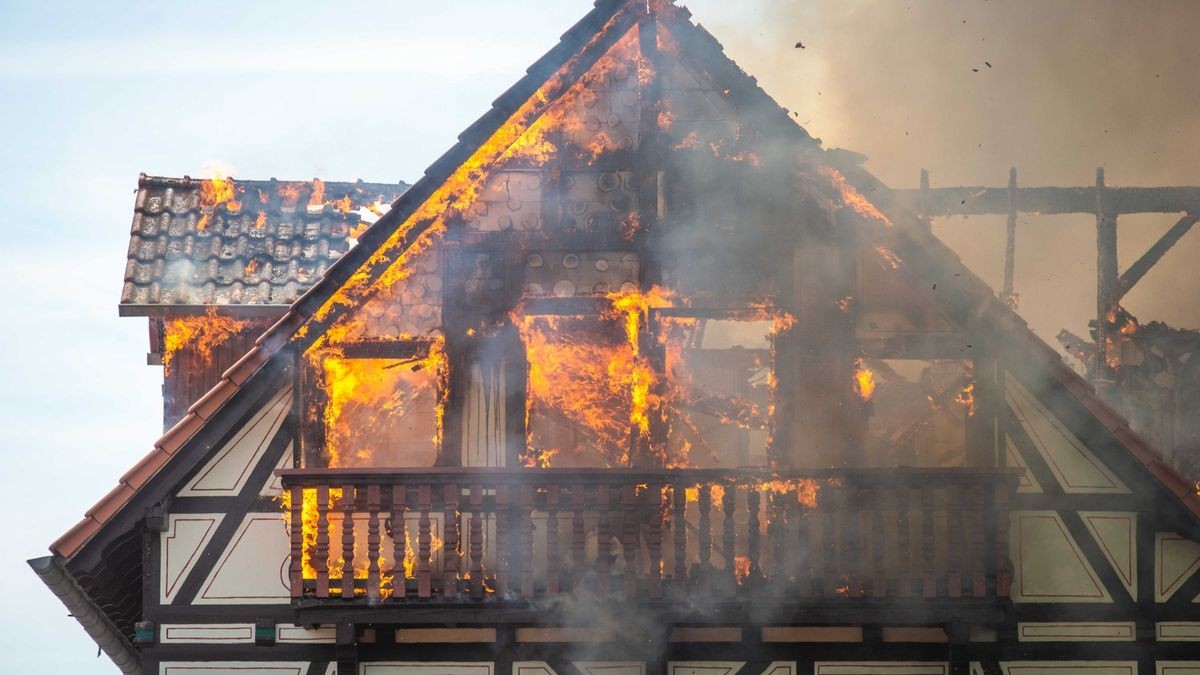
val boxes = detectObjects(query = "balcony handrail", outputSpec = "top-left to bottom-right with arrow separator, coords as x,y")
278,465 -> 1023,488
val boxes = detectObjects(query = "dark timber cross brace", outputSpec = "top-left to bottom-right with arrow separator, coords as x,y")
896,167 -> 1200,390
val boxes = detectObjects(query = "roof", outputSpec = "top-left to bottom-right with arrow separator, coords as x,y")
120,174 -> 409,313
54,0 -> 1200,572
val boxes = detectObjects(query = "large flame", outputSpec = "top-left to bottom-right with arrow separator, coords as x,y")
196,171 -> 242,231
162,307 -> 256,374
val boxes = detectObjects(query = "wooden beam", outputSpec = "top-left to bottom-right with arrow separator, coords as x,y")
1117,213 -> 1199,298
1095,168 -> 1119,384
891,185 -> 1200,217
1003,168 -> 1018,303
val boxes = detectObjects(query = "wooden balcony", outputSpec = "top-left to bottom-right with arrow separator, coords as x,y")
278,466 -> 1019,621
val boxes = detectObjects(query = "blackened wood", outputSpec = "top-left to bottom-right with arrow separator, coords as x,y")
895,485 -> 911,598
646,484 -> 664,598
946,485 -> 964,598
797,497 -> 813,598
722,484 -> 736,594
747,487 -> 761,584
821,485 -> 837,597
289,486 -> 304,598
892,183 -> 1200,216
970,486 -> 987,597
1095,168 -> 1119,382
520,484 -> 535,597
315,485 -> 330,598
672,485 -> 687,589
622,485 -> 639,598
341,484 -> 356,599
469,484 -> 484,599
871,486 -> 886,597
1118,213 -> 1199,298
571,484 -> 586,593
545,484 -> 561,595
993,483 -> 1011,597
366,485 -> 381,601
921,486 -> 936,598
597,485 -> 612,596
1004,167 -> 1018,301
391,485 -> 407,599
443,484 -> 460,598
417,484 -> 432,598
494,485 -> 510,597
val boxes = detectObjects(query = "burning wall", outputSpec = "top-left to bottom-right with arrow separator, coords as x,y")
1060,311 -> 1200,482
289,7 -> 977,474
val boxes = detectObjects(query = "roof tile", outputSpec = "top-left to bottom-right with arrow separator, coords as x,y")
186,378 -> 239,421
155,412 -> 205,455
84,483 -> 136,524
121,176 -> 408,310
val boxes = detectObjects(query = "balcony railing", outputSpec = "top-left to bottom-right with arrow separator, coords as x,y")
278,466 -> 1019,605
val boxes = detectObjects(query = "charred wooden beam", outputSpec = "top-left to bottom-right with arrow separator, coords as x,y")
1095,168 -> 1119,385
1117,213 -> 1199,299
892,184 -> 1200,216
1003,168 -> 1018,305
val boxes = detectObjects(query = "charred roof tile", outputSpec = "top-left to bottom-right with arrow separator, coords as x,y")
120,176 -> 408,312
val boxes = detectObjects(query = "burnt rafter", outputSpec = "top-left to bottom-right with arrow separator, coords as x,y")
1117,212 -> 1199,298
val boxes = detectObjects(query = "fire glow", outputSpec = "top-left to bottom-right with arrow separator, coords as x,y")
162,307 -> 255,374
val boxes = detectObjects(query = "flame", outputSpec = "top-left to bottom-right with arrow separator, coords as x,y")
734,555 -> 751,582
837,296 -> 854,312
162,306 -> 255,374
314,339 -> 447,468
196,171 -> 242,231
874,245 -> 902,270
818,166 -> 892,226
309,178 -> 326,207
278,183 -> 304,207
955,382 -> 977,416
254,211 -> 267,229
852,358 -> 876,401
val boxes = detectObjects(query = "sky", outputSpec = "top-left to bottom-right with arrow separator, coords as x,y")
1,1 -> 1198,673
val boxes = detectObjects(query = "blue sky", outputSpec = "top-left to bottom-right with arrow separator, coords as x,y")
2,1 -> 1198,672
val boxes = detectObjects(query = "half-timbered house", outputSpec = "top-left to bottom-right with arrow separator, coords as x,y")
33,2 -> 1200,675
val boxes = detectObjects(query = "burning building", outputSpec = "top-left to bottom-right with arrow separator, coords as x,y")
31,2 -> 1200,675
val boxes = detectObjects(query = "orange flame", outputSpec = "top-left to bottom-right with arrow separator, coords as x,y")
852,358 -> 876,401
162,306 -> 255,374
196,171 -> 242,231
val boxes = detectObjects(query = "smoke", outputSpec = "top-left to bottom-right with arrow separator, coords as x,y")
687,0 -> 1200,339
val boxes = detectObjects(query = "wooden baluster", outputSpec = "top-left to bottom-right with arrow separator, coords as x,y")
417,484 -> 432,598
947,485 -> 963,598
698,484 -> 713,586
340,484 -> 356,599
443,484 -> 460,598
391,485 -> 407,600
545,484 -> 560,595
821,484 -> 838,597
871,486 -> 887,597
747,487 -> 761,586
315,485 -> 330,598
495,485 -> 510,597
797,495 -> 813,597
622,485 -> 639,598
520,485 -> 535,597
722,483 -> 736,594
840,482 -> 859,593
970,484 -> 987,597
768,491 -> 786,589
672,485 -> 687,591
469,484 -> 484,599
572,484 -> 586,593
895,485 -> 911,598
646,484 -> 663,599
366,485 -> 382,601
994,482 -> 1012,597
597,486 -> 612,596
288,486 -> 303,598
921,485 -> 937,598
